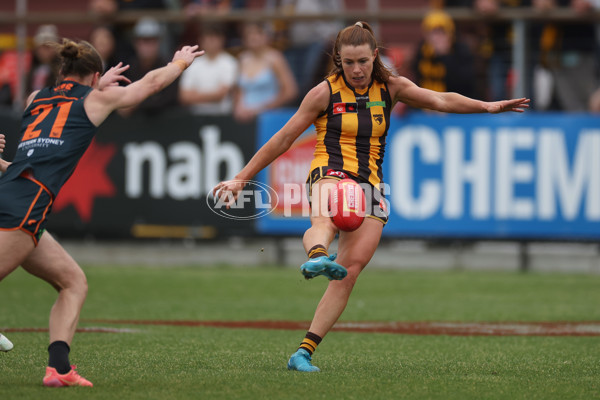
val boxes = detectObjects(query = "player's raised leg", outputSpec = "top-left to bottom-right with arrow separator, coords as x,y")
289,218 -> 383,372
21,231 -> 92,387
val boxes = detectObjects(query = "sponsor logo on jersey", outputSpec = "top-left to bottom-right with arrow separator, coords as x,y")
326,169 -> 348,179
333,102 -> 358,114
366,101 -> 386,108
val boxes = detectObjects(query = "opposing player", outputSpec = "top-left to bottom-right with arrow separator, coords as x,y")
213,21 -> 529,372
0,39 -> 203,386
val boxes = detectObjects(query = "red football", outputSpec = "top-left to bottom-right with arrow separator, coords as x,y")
329,179 -> 366,232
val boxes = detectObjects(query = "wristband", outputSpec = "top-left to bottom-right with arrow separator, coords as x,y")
169,59 -> 188,72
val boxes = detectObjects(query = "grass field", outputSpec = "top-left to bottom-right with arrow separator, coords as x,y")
1,264 -> 599,399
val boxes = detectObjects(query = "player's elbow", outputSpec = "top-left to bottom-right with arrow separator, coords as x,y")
145,75 -> 164,98
125,77 -> 163,108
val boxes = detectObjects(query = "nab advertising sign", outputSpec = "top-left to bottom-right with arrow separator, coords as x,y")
256,111 -> 600,240
0,110 -> 257,238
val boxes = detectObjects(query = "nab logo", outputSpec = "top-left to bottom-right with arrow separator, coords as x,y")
373,114 -> 384,125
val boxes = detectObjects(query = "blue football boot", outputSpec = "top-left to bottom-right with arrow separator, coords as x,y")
300,253 -> 347,280
287,348 -> 320,372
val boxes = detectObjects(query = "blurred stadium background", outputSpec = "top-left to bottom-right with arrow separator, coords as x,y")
1,2 -> 600,399
0,0 -> 599,271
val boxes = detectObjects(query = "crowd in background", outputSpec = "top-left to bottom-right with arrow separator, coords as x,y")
0,0 -> 599,117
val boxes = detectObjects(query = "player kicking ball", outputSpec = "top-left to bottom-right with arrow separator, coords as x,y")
214,21 -> 528,373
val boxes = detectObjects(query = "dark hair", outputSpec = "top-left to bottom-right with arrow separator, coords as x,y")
56,39 -> 103,79
201,22 -> 226,38
328,21 -> 393,83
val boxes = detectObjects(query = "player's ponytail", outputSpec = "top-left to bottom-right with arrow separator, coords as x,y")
328,21 -> 392,83
57,39 -> 103,80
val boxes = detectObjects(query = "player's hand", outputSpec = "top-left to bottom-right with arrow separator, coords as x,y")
0,133 -> 5,153
486,98 -> 530,114
212,179 -> 247,209
172,45 -> 205,69
98,62 -> 131,89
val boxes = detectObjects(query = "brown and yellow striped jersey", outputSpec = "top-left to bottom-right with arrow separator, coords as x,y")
310,74 -> 392,187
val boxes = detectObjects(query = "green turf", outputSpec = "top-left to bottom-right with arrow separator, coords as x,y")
1,265 -> 599,399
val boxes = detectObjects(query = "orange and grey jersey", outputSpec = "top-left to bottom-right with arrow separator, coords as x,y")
310,74 -> 392,187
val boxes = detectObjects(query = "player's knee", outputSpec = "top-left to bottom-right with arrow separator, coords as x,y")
307,218 -> 338,238
314,216 -> 337,230
340,262 -> 365,285
73,270 -> 88,297
60,266 -> 88,297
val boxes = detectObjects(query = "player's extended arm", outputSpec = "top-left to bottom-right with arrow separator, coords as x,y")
392,76 -> 530,114
213,81 -> 329,202
85,45 -> 204,126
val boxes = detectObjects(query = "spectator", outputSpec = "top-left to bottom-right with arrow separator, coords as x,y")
179,0 -> 246,49
234,22 -> 298,123
460,0 -> 588,109
539,0 -> 599,111
576,0 -> 600,111
460,0 -> 537,102
179,23 -> 239,115
27,25 -> 60,95
412,10 -> 477,99
0,34 -> 18,107
88,0 -> 175,62
119,17 -> 180,117
88,25 -> 119,72
265,0 -> 344,98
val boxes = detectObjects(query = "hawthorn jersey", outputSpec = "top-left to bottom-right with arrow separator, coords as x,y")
310,74 -> 392,187
2,80 -> 97,196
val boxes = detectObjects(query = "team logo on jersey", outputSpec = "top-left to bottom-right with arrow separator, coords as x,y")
373,114 -> 384,125
333,102 -> 358,114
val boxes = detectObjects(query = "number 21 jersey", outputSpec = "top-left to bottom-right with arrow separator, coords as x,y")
3,80 -> 97,196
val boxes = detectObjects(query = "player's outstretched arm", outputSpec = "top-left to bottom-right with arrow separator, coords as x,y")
391,76 -> 530,114
213,81 -> 330,205
85,45 -> 204,126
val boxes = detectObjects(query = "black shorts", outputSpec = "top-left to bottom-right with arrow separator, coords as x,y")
306,166 -> 389,225
0,171 -> 53,245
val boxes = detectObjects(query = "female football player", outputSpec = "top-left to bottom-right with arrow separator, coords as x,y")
0,39 -> 203,386
213,21 -> 529,372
